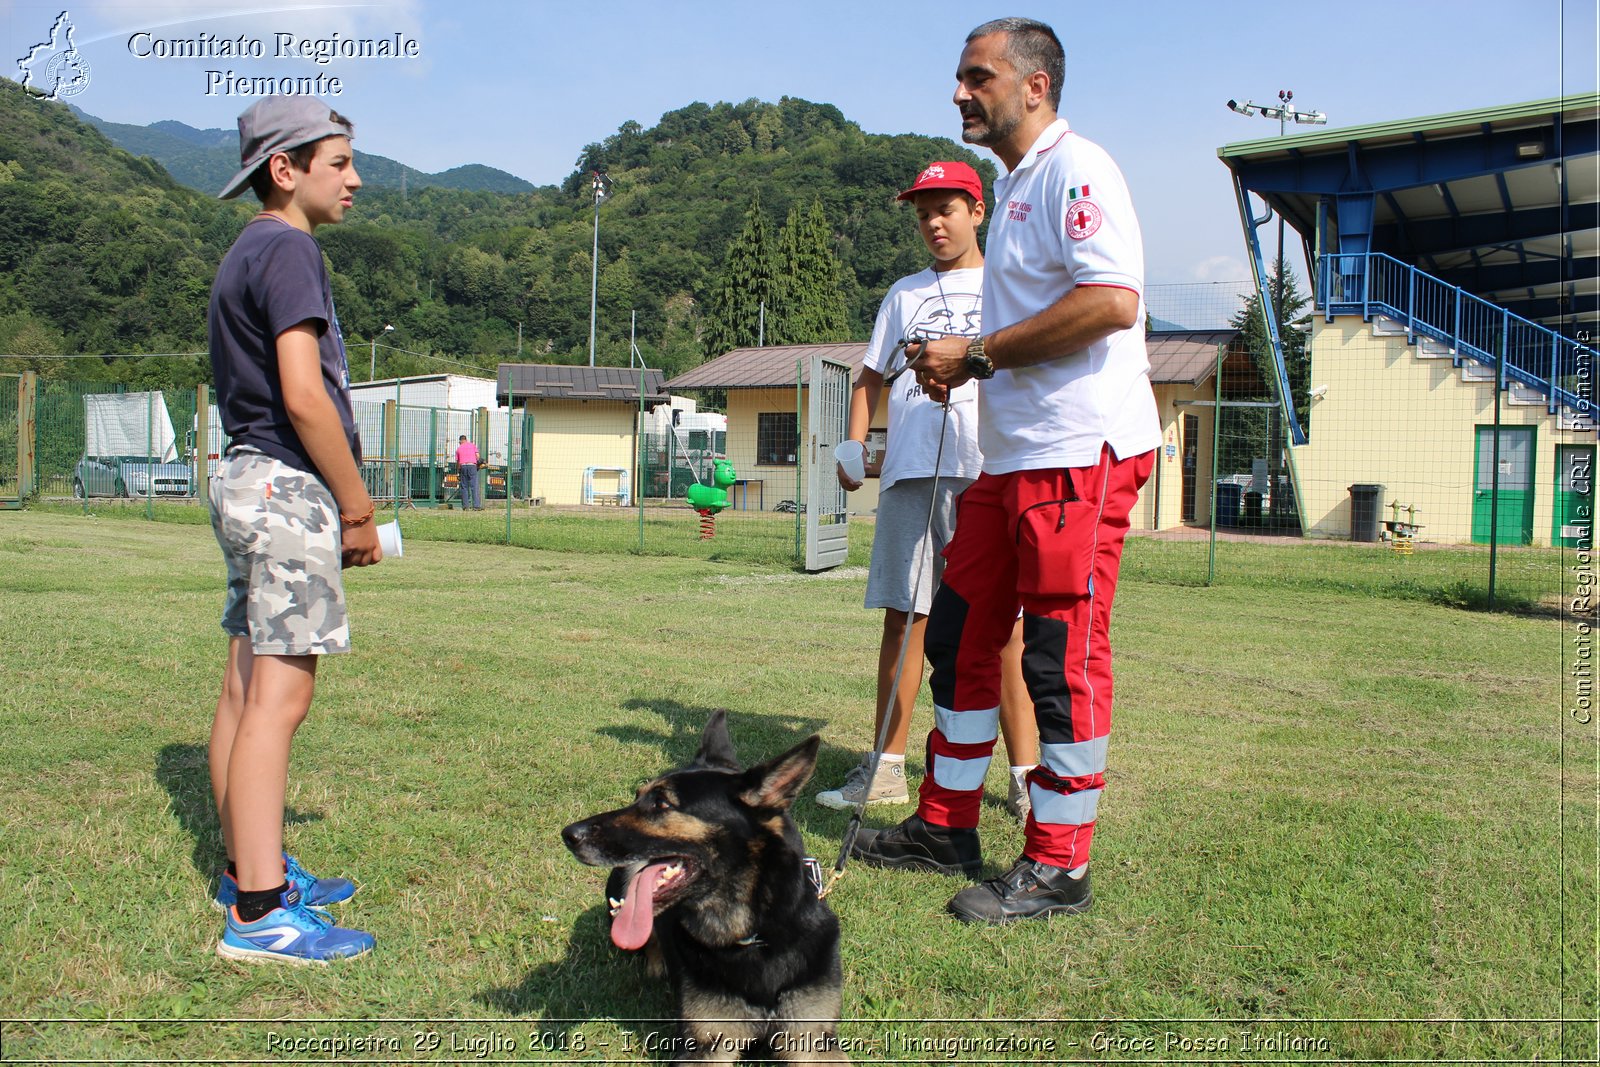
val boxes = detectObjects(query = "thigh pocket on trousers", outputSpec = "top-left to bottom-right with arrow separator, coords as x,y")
1015,498 -> 1098,597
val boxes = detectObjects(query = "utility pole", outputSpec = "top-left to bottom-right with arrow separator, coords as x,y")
368,323 -> 394,381
587,171 -> 609,368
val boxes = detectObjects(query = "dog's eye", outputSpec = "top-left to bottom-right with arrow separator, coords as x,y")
651,792 -> 676,812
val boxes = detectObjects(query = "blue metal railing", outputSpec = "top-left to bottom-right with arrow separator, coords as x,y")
1320,252 -> 1597,419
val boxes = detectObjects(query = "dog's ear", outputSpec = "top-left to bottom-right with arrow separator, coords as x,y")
691,709 -> 741,772
738,735 -> 821,811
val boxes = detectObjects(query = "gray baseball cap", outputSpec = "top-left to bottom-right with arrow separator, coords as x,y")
217,96 -> 353,200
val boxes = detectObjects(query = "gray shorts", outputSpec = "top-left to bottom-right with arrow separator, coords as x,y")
864,476 -> 974,616
209,451 -> 350,656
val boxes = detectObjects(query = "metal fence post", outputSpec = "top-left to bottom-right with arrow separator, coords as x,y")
637,366 -> 646,554
145,389 -> 155,520
428,407 -> 438,508
794,360 -> 804,563
195,384 -> 209,502
504,390 -> 514,542
19,371 -> 37,500
1208,342 -> 1222,587
1488,335 -> 1503,611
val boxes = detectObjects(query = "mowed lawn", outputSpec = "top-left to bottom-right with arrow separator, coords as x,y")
0,510 -> 1591,1062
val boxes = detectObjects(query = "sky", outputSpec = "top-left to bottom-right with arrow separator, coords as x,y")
3,0 -> 1597,301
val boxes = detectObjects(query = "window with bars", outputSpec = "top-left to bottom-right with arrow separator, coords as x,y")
756,412 -> 798,466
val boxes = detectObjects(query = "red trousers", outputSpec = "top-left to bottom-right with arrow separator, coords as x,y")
918,445 -> 1153,869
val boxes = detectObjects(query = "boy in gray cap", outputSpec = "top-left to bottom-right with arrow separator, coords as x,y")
205,96 -> 379,964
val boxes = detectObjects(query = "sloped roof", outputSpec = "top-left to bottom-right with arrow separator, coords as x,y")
666,334 -> 1237,390
1146,330 -> 1241,386
496,363 -> 668,406
665,343 -> 869,390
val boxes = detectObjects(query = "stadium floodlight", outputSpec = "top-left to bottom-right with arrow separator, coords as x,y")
1226,89 -> 1332,323
1225,89 -> 1326,137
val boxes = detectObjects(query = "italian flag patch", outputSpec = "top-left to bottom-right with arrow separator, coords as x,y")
1069,184 -> 1091,199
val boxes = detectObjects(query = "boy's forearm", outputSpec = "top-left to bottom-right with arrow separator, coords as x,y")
285,392 -> 373,518
849,374 -> 882,442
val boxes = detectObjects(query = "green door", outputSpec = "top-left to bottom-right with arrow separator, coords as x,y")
1553,444 -> 1595,548
1472,426 -> 1534,545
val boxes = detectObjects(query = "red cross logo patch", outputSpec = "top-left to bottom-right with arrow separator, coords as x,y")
1066,199 -> 1102,240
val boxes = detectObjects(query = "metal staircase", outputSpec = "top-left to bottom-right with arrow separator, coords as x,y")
1320,252 -> 1597,432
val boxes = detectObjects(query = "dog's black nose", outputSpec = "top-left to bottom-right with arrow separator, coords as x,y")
560,821 -> 588,852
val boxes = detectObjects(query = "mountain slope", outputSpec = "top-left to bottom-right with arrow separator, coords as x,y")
2,81 -> 992,384
74,108 -> 537,195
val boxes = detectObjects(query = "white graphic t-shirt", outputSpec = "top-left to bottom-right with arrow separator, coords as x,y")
862,266 -> 985,490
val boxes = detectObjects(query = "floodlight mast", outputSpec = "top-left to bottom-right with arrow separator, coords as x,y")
1226,89 -> 1326,136
1224,90 -> 1330,273
587,171 -> 609,368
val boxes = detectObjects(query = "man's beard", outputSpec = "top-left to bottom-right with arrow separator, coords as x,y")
961,103 -> 1020,147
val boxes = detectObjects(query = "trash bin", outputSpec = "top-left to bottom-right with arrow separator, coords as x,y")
1349,483 -> 1385,542
1242,490 -> 1263,526
1215,482 -> 1242,528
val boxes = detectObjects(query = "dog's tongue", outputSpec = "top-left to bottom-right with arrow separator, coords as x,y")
611,863 -> 669,951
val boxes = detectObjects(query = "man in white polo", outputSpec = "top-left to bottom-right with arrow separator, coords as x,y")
852,16 -> 1160,924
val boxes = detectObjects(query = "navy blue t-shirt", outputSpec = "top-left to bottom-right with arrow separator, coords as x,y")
207,217 -> 362,476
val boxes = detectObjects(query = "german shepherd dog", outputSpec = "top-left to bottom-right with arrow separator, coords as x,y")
561,712 -> 848,1064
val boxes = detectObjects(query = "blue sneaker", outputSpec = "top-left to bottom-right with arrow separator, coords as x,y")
213,853 -> 357,911
217,886 -> 374,965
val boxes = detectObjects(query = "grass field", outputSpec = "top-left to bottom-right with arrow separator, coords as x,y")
1,508 -> 1594,1063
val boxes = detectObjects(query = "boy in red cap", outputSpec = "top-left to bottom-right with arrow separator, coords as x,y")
816,160 -> 1037,817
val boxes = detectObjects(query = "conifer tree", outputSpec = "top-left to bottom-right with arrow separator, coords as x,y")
703,195 -> 778,356
1231,260 -> 1311,422
771,198 -> 851,345
1229,260 -> 1311,524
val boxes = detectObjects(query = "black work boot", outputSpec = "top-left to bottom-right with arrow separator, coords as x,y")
947,856 -> 1091,923
850,814 -> 982,876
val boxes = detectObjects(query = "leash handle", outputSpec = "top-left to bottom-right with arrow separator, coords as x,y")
880,334 -> 928,387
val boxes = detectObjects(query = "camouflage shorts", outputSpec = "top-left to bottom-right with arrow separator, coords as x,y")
209,451 -> 350,656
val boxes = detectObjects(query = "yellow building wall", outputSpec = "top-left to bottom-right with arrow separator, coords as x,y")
727,383 -> 1222,527
1292,318 -> 1586,545
1144,383 -> 1219,531
525,399 -> 638,507
725,388 -> 883,515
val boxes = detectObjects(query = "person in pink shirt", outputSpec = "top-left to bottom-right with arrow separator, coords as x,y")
455,435 -> 481,510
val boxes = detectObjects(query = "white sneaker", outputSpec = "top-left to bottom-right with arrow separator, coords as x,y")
1006,768 -> 1032,823
815,757 -> 909,810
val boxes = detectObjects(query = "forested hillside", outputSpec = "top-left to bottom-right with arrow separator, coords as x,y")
1,82 -> 992,387
76,108 -> 539,196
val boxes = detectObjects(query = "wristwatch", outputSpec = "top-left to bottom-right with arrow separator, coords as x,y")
964,336 -> 995,380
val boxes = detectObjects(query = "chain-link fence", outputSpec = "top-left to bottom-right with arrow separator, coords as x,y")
1129,277 -> 1595,613
8,272 -> 1594,606
0,374 -> 18,502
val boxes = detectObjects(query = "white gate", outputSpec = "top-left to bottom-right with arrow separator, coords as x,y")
804,354 -> 852,571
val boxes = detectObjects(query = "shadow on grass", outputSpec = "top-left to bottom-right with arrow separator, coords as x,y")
476,902 -> 673,1043
154,742 -> 325,888
611,698 -> 830,764
610,697 -> 873,837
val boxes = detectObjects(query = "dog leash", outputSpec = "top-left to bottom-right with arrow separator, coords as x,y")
824,336 -> 951,898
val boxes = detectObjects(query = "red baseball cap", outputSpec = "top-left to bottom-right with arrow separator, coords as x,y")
897,160 -> 984,203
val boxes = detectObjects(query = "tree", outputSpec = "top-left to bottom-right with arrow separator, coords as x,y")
1230,261 -> 1311,526
771,199 -> 851,345
1231,260 -> 1311,423
703,195 -> 778,356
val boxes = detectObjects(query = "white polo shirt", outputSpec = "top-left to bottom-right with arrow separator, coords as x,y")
979,118 -> 1161,473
